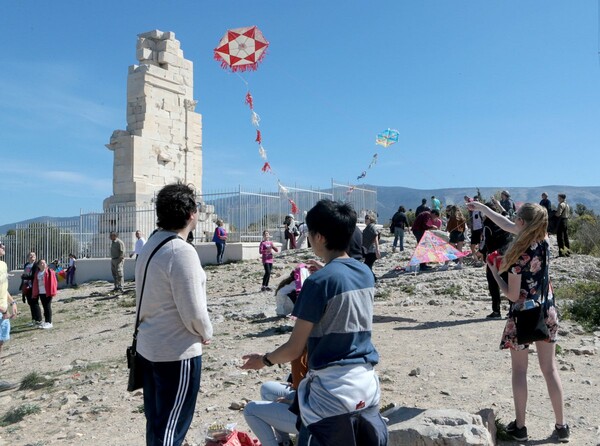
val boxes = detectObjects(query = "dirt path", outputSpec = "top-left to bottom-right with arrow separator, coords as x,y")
1,234 -> 598,445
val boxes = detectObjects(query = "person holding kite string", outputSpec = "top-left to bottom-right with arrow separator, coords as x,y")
467,200 -> 569,443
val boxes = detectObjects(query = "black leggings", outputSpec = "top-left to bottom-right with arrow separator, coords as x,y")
262,263 -> 272,287
25,292 -> 42,323
39,294 -> 53,324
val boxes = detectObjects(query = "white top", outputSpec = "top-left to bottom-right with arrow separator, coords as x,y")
472,210 -> 484,231
134,237 -> 146,256
37,271 -> 46,294
135,230 -> 213,362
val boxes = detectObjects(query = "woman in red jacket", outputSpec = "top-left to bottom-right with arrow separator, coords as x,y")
32,259 -> 57,329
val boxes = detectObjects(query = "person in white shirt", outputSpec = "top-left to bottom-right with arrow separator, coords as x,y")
131,230 -> 146,259
135,183 -> 212,446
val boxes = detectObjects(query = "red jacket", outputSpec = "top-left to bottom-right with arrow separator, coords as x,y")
32,269 -> 58,298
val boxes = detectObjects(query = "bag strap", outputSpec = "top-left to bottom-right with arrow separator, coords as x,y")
540,242 -> 550,304
132,234 -> 178,346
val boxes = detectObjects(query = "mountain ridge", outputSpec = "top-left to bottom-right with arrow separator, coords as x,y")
2,185 -> 599,234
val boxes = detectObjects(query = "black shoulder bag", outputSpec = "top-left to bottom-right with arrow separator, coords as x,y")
127,235 -> 178,392
514,245 -> 551,345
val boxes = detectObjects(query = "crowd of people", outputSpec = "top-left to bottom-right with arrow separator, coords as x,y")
0,186 -> 575,444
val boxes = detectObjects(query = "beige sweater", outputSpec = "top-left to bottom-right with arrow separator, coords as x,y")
135,230 -> 213,362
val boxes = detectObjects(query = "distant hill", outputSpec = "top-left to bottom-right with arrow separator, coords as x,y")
372,185 -> 600,222
0,216 -> 82,236
2,186 -> 599,234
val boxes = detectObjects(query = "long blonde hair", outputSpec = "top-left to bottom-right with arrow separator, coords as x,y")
499,203 -> 548,273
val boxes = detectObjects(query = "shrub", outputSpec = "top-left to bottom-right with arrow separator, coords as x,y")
19,372 -> 55,391
570,214 -> 600,256
555,281 -> 600,331
0,404 -> 41,426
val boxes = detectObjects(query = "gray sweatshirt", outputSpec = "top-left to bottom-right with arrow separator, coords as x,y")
135,230 -> 213,362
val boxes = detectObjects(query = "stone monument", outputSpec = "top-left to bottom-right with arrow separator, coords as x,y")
104,29 -> 203,209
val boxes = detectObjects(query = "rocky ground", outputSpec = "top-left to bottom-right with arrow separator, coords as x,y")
0,233 -> 599,446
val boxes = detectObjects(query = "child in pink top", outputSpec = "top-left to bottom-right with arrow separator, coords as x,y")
259,230 -> 279,292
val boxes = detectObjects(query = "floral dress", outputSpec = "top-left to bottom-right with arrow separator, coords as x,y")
499,240 -> 559,351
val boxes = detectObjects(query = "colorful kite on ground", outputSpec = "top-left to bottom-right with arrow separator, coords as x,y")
408,231 -> 469,266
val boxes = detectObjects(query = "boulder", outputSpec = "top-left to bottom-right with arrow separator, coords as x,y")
387,407 -> 495,445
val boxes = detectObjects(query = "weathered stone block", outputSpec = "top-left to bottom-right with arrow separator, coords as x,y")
156,39 -> 180,53
157,51 -> 184,68
136,47 -> 154,62
387,407 -> 495,446
138,30 -> 164,39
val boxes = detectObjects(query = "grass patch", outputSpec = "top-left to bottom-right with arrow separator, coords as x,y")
495,417 -> 512,441
117,298 -> 137,308
76,361 -> 106,372
555,344 -> 563,355
375,289 -> 392,301
398,284 -> 416,295
555,281 -> 600,331
0,404 -> 41,426
19,372 -> 55,391
134,404 -> 145,414
439,284 -> 462,296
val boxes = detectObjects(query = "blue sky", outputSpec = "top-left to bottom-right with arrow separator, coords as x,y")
1,1 -> 599,225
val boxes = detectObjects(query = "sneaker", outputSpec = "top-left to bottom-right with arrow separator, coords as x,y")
454,263 -> 463,270
0,381 -> 18,393
439,264 -> 449,271
265,286 -> 272,292
42,322 -> 53,329
486,312 -> 501,319
506,420 -> 528,442
261,286 -> 266,292
554,424 -> 570,443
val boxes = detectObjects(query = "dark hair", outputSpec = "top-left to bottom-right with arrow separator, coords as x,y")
398,205 -> 405,212
275,270 -> 296,294
156,183 -> 197,230
558,193 -> 566,199
431,209 -> 440,217
421,198 -> 427,204
305,199 -> 356,251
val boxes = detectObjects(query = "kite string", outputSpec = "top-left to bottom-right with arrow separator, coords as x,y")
235,72 -> 249,87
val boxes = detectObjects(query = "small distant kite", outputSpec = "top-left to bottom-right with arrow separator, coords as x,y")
289,199 -> 299,215
368,153 -> 378,169
261,162 -> 271,173
357,171 -> 367,180
375,128 -> 399,148
214,26 -> 269,72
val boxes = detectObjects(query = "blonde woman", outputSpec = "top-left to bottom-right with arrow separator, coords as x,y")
468,201 -> 569,443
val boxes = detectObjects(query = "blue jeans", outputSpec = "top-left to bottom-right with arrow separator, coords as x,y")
393,227 -> 405,251
244,381 -> 297,446
140,354 -> 202,446
215,242 -> 226,264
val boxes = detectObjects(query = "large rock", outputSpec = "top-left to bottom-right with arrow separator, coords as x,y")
386,407 -> 495,446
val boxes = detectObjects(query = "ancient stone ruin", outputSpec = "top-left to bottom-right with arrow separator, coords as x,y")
104,29 -> 203,209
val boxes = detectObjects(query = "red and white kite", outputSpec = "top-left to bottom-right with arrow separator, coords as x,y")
214,26 -> 269,72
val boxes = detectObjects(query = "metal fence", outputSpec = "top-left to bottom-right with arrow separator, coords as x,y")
0,180 -> 376,271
